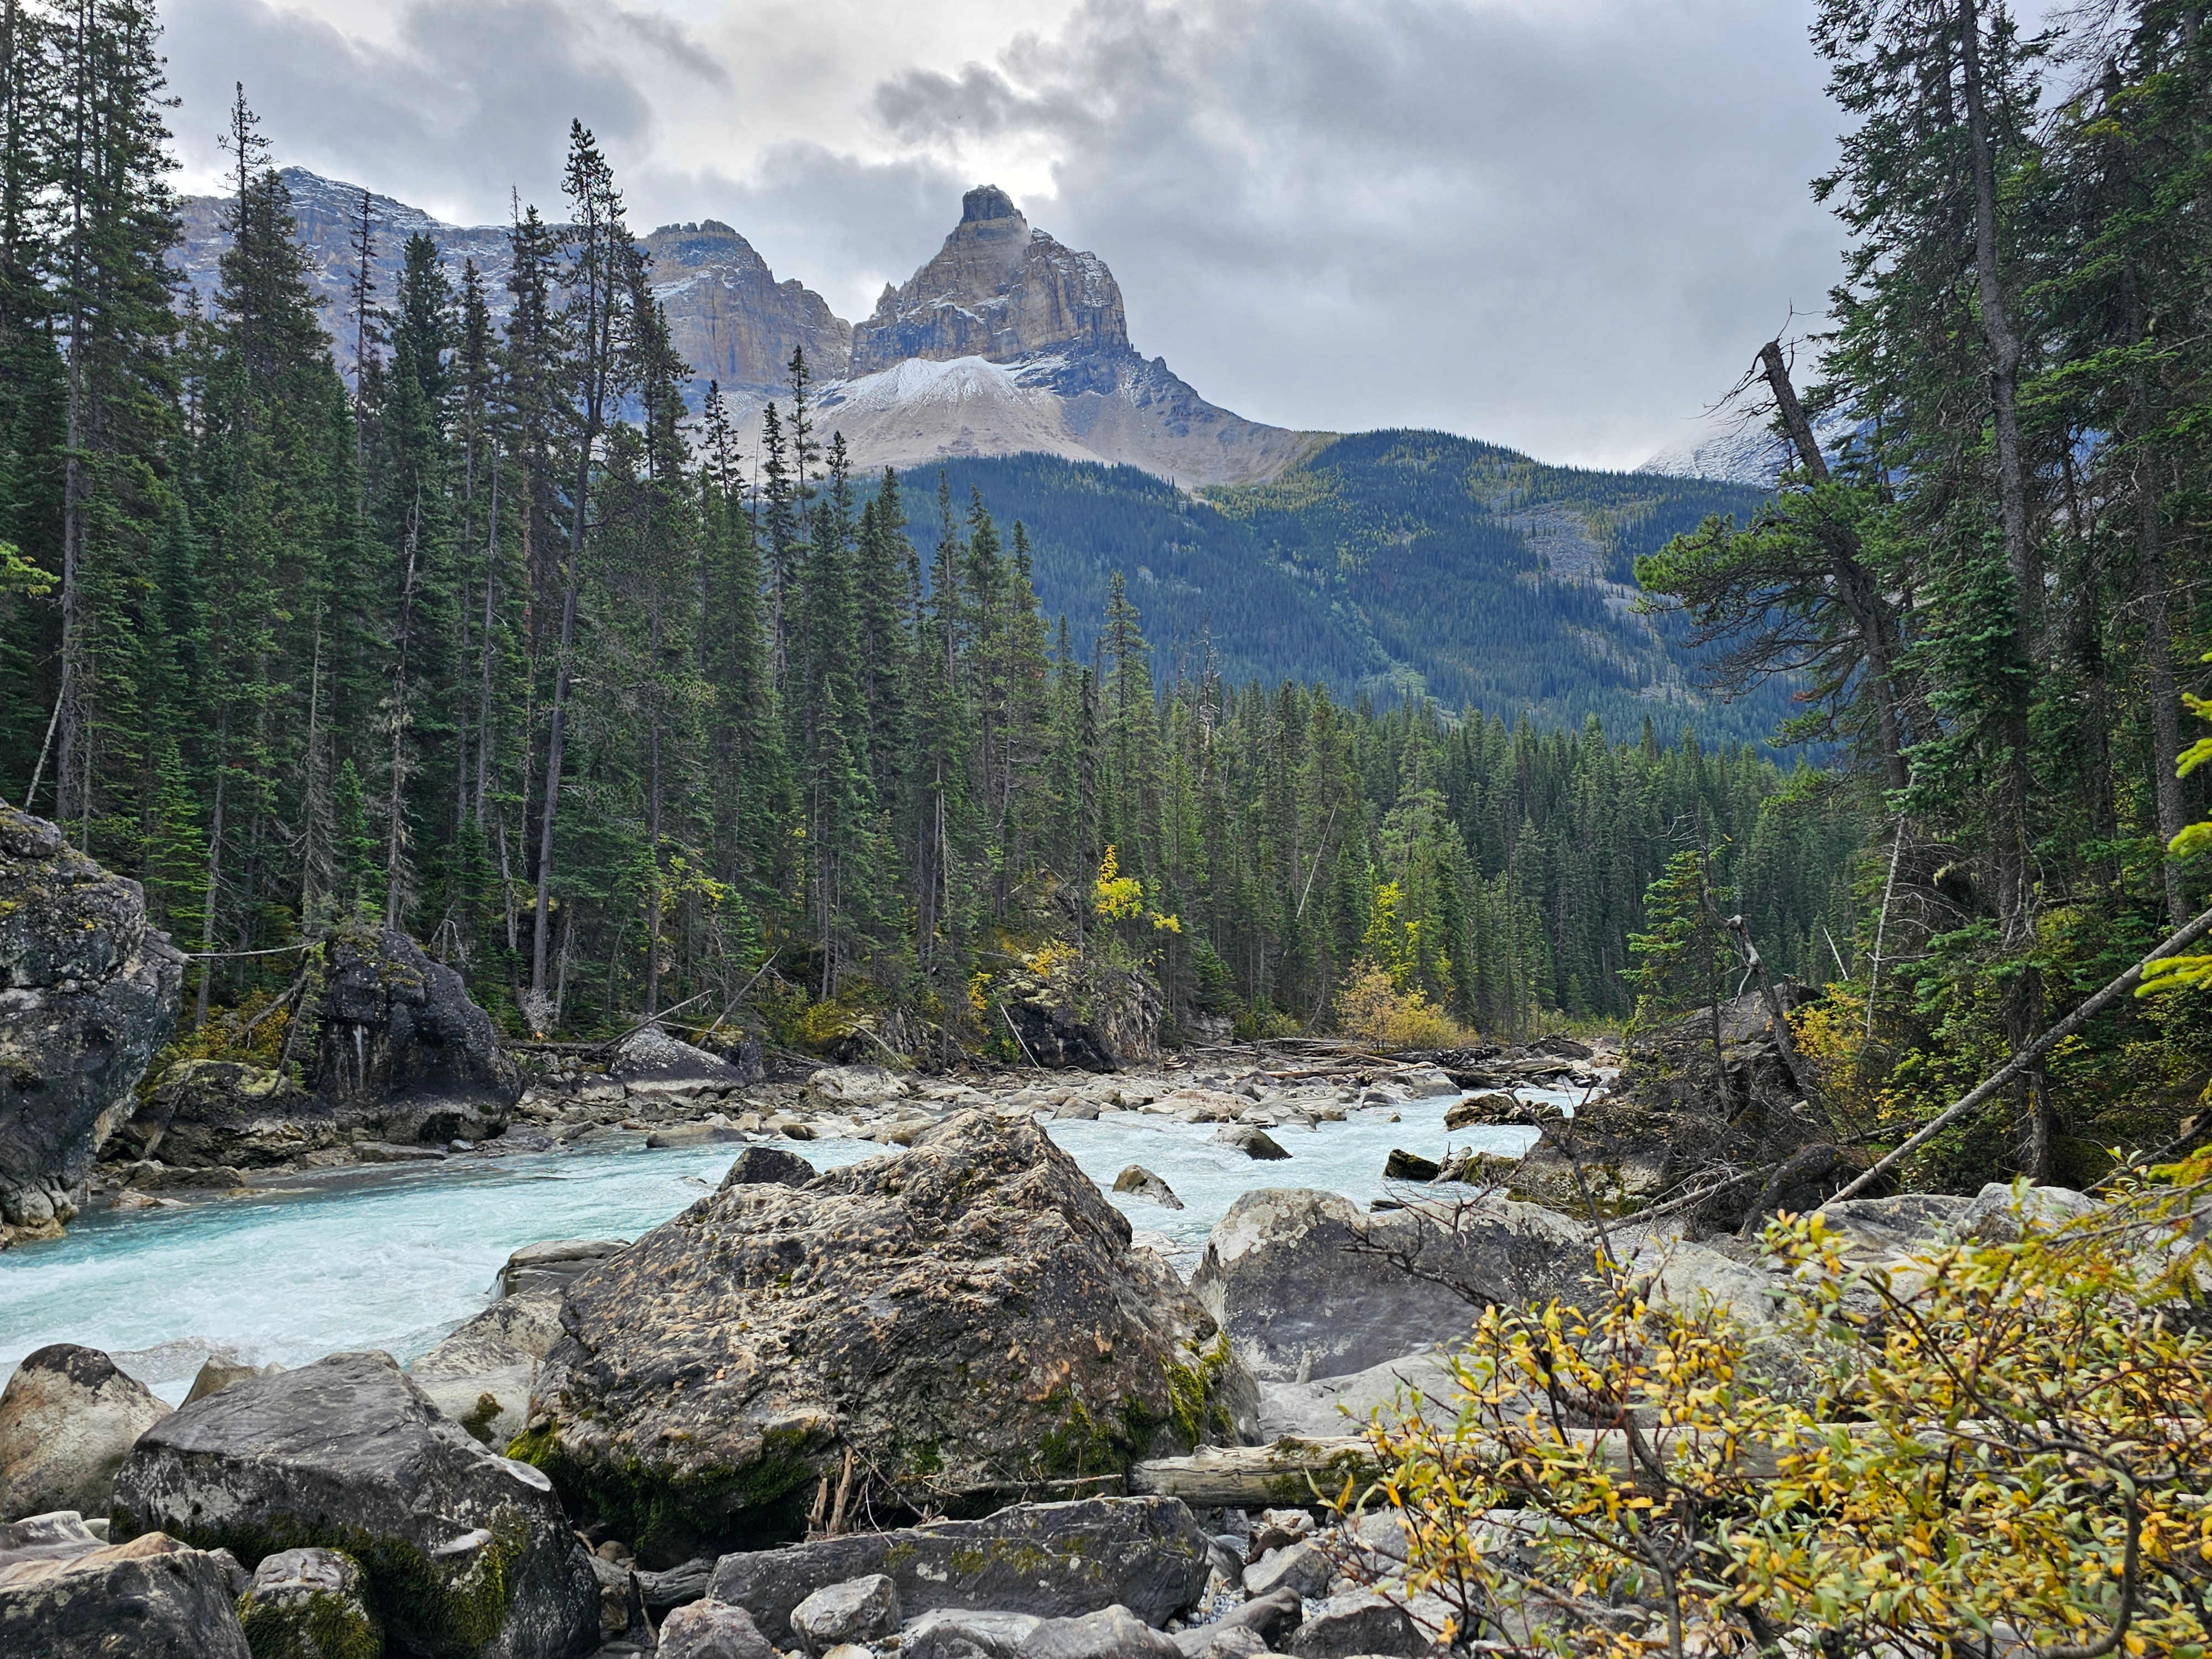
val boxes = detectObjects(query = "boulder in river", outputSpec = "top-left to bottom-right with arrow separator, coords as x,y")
1212,1125 -> 1288,1161
112,1349 -> 599,1659
0,1522 -> 251,1658
1192,1188 -> 1590,1382
410,1294 -> 565,1448
109,1059 -> 332,1171
0,1343 -> 171,1521
718,1146 -> 816,1190
312,922 -> 522,1144
704,1496 -> 1212,1643
613,1025 -> 752,1102
520,1113 -> 1255,1564
499,1237 -> 629,1298
1112,1166 -> 1183,1209
0,803 -> 184,1245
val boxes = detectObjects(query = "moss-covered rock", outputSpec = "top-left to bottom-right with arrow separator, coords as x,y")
236,1547 -> 380,1659
112,1350 -> 598,1659
524,1113 -> 1255,1566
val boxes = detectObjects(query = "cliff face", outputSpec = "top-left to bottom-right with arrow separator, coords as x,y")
175,170 -> 843,393
849,185 -> 1127,374
644,221 -> 851,385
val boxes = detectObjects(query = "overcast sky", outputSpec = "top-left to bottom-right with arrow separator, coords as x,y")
158,0 -> 1858,470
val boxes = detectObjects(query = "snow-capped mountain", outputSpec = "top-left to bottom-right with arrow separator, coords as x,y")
1637,395 -> 1859,486
174,173 -> 1310,487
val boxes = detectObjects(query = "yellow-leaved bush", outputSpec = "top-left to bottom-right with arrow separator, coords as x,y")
1343,1155 -> 2212,1659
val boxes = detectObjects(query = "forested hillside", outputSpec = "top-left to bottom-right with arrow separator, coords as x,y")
914,445 -> 1785,745
0,3 -> 1851,1051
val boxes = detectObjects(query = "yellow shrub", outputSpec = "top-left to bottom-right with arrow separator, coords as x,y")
1335,961 -> 1467,1050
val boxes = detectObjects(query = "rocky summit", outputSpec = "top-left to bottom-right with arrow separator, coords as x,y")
173,170 -> 1311,487
520,1110 -> 1257,1566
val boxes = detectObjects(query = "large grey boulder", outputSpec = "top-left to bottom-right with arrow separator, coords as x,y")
524,1114 -> 1256,1563
0,1524 -> 251,1657
0,804 -> 184,1245
0,1343 -> 171,1521
1961,1181 -> 2103,1243
312,923 -> 521,1143
1192,1188 -> 1589,1382
499,1237 -> 629,1298
906,1608 -> 1046,1659
1256,1349 -> 1459,1440
1285,1592 -> 1423,1659
112,1349 -> 598,1659
613,1026 -> 750,1101
705,1496 -> 1212,1644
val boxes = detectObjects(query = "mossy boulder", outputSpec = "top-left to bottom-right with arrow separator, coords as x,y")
523,1112 -> 1255,1566
111,1350 -> 598,1659
0,802 -> 183,1245
236,1547 -> 380,1658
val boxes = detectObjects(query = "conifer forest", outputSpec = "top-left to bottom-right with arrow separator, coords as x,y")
5,0 -> 2212,1188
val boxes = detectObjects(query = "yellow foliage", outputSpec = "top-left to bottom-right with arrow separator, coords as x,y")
1093,844 -> 1146,922
1353,1154 -> 2212,1659
1335,960 -> 1466,1050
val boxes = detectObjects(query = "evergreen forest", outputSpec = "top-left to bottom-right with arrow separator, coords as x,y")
4,0 -> 2212,1197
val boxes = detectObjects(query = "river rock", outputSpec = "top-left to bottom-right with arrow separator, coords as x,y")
719,1145 -> 816,1189
410,1294 -> 565,1448
613,1025 -> 750,1101
1443,1093 -> 1530,1130
1192,1188 -> 1589,1382
1016,1604 -> 1181,1659
705,1498 -> 1212,1643
1241,1539 -> 1331,1599
0,1527 -> 251,1657
523,1113 -> 1255,1563
804,1065 -> 910,1106
1255,1349 -> 1459,1440
1213,1125 -> 1288,1161
1394,1066 -> 1459,1099
1193,1585 -> 1302,1647
1381,1149 -> 1439,1182
648,1123 -> 749,1149
0,1344 -> 171,1521
1113,1166 -> 1183,1209
1285,1592 -> 1421,1659
0,804 -> 184,1245
182,1358 -> 283,1405
311,922 -> 521,1144
236,1546 -> 379,1658
107,1060 -> 330,1170
500,1236 -> 630,1298
112,1349 -> 599,1659
908,1608 -> 1047,1659
790,1573 -> 902,1653
660,1598 -> 776,1659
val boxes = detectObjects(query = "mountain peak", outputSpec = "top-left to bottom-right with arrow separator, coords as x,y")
850,190 -> 1124,375
962,184 -> 1020,225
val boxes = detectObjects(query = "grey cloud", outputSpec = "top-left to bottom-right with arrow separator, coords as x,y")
863,0 -> 1841,465
163,0 -> 702,220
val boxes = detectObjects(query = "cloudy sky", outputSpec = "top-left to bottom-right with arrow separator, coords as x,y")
158,0 -> 1856,470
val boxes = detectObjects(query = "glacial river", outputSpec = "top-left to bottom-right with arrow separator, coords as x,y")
0,1088 -> 1561,1402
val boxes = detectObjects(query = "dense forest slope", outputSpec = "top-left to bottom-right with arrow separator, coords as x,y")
919,434 -> 1782,744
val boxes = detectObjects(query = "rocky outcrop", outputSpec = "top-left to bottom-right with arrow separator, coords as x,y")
0,1522 -> 252,1658
1000,962 -> 1162,1072
703,1498 -> 1212,1643
851,187 -> 1125,374
0,804 -> 184,1244
112,1349 -> 599,1659
520,1113 -> 1255,1565
313,923 -> 521,1142
109,1059 -> 331,1170
0,1344 -> 171,1521
1191,1188 -> 1589,1383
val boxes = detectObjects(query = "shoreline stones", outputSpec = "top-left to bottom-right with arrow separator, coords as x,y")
704,1497 -> 1212,1642
521,1113 -> 1256,1565
0,1521 -> 252,1657
1113,1166 -> 1183,1209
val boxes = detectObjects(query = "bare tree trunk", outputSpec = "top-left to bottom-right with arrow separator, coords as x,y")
476,459 -> 498,826
195,718 -> 230,1030
54,0 -> 87,842
384,492 -> 422,930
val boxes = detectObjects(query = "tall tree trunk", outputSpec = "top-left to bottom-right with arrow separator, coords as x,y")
384,492 -> 421,930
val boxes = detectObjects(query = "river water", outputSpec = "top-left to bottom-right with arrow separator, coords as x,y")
0,1088 -> 1558,1402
